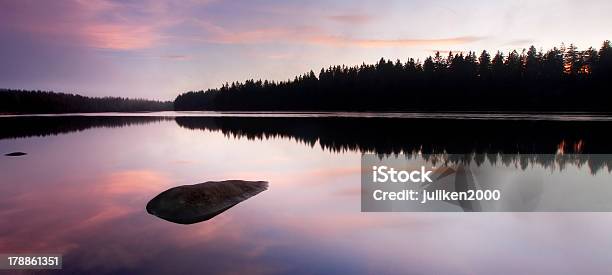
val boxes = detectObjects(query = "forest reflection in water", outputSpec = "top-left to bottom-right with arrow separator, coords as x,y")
2,114 -> 611,173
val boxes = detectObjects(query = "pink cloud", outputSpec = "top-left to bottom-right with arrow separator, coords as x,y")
2,1 -> 483,51
192,20 -> 317,44
327,14 -> 373,24
0,0 -> 201,50
83,24 -> 159,50
162,54 -> 193,60
213,28 -> 302,44
309,35 -> 483,48
193,19 -> 481,48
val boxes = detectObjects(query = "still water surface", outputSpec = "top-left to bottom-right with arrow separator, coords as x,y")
1,113 -> 612,274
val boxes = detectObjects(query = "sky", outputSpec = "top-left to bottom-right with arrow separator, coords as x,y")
1,0 -> 611,100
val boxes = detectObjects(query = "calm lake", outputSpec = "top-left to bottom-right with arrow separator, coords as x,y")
1,112 -> 612,274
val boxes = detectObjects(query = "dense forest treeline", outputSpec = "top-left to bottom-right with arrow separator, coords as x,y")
0,89 -> 173,114
175,41 -> 612,112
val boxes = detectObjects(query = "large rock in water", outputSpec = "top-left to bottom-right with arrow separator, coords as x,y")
146,180 -> 268,224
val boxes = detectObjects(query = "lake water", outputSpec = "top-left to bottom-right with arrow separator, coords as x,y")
1,112 -> 612,274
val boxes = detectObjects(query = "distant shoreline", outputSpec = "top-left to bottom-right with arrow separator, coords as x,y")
2,111 -> 612,121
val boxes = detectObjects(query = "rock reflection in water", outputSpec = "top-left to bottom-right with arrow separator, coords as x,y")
146,180 -> 268,224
